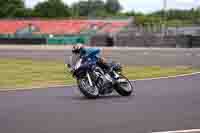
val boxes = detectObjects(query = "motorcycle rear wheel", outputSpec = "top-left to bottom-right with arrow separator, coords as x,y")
115,75 -> 134,96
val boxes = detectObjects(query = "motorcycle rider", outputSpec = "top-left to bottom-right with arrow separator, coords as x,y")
70,44 -> 111,73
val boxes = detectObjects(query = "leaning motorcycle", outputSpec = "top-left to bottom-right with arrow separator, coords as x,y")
66,56 -> 134,99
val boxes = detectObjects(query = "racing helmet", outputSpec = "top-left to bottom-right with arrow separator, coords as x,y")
72,43 -> 84,54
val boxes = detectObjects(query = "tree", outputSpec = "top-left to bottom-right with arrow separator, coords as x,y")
34,0 -> 70,18
88,0 -> 106,17
13,8 -> 36,18
71,1 -> 89,16
71,0 -> 107,17
105,0 -> 122,14
0,0 -> 25,18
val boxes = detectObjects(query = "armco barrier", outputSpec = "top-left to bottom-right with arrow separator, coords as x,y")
46,36 -> 89,45
0,34 -> 199,47
190,36 -> 200,48
0,38 -> 46,44
90,34 -> 200,48
0,35 -> 90,45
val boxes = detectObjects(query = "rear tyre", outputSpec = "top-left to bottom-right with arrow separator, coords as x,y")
78,78 -> 99,99
115,75 -> 134,96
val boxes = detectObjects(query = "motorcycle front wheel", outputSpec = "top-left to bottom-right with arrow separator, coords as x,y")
77,78 -> 99,99
115,75 -> 134,96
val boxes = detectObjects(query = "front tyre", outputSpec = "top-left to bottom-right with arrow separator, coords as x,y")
78,78 -> 99,99
115,75 -> 134,96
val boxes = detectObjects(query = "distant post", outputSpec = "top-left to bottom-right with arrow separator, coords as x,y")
163,0 -> 167,36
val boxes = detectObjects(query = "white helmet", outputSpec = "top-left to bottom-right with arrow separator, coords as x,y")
72,44 -> 84,53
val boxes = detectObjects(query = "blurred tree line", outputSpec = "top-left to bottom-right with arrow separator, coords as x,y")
124,9 -> 200,26
0,0 -> 200,26
0,0 -> 121,18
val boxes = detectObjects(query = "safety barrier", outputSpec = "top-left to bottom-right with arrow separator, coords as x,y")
0,38 -> 46,44
0,34 -> 90,45
90,34 -> 200,48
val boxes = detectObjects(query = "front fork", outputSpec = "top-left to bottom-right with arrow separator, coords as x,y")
86,72 -> 93,86
104,71 -> 120,85
86,70 -> 120,87
112,71 -> 120,79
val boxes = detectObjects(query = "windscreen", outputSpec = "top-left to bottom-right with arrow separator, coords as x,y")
69,53 -> 81,68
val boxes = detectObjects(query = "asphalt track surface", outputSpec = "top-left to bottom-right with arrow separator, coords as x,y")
1,47 -> 200,66
0,74 -> 200,133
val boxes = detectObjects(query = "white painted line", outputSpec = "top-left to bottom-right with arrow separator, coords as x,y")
152,129 -> 200,133
1,72 -> 200,92
130,72 -> 200,82
1,45 -> 200,51
0,84 -> 75,92
143,52 -> 149,55
186,53 -> 192,56
21,72 -> 200,90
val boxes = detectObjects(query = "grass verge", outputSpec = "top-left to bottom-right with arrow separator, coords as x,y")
0,58 -> 199,90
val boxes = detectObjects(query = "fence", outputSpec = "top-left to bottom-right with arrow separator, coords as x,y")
47,35 -> 90,45
0,34 -> 91,45
89,33 -> 200,48
0,38 -> 46,44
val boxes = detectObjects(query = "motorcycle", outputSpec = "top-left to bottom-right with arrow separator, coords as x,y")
66,56 -> 134,99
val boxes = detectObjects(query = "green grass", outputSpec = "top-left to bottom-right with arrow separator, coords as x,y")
123,66 -> 199,79
0,58 -> 199,90
0,58 -> 74,90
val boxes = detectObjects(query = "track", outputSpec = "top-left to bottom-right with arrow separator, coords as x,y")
0,74 -> 200,133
